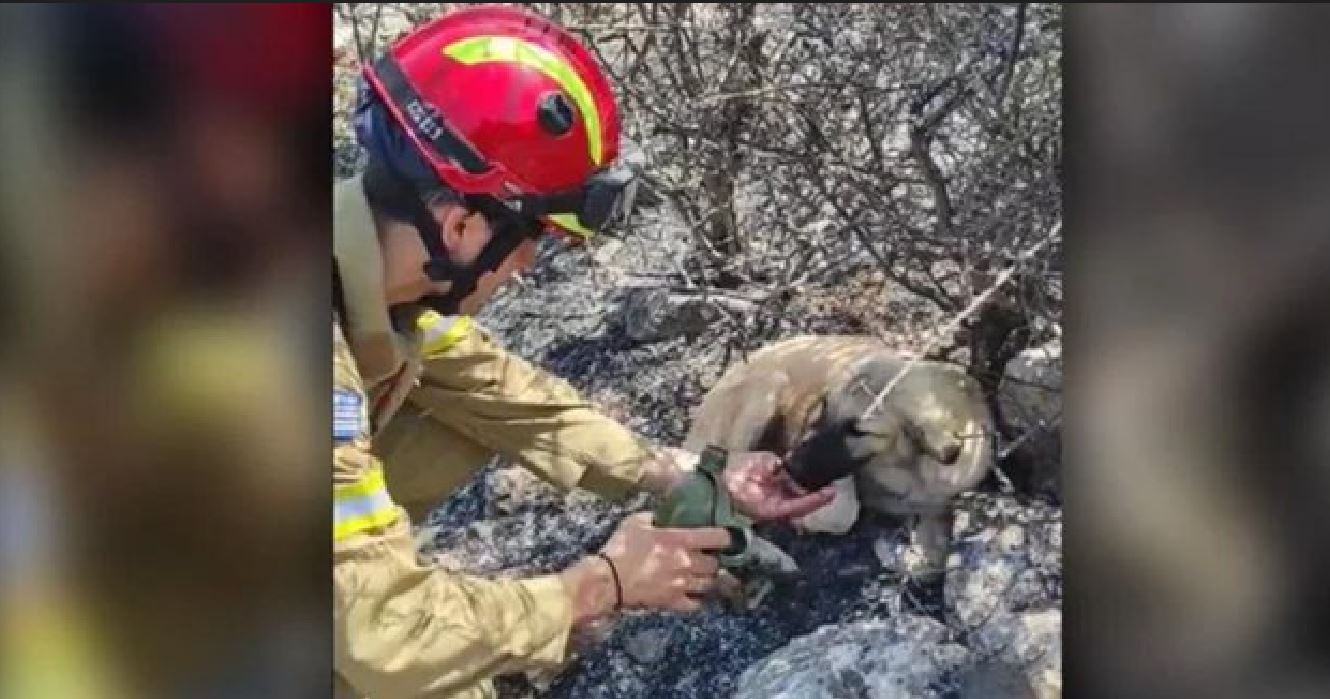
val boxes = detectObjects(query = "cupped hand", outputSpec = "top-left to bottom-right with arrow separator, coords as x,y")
722,451 -> 836,522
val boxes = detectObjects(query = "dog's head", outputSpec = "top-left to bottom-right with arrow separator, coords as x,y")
783,362 -> 967,492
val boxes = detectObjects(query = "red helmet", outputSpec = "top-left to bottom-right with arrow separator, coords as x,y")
361,4 -> 633,239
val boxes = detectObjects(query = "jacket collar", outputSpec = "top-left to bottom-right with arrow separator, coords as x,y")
333,173 -> 408,385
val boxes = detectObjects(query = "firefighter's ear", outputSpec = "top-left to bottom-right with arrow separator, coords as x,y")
434,203 -> 473,252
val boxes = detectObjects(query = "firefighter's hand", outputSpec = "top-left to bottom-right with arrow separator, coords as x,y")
723,451 -> 836,522
599,512 -> 729,613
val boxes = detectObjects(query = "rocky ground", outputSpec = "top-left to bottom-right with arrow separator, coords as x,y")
408,229 -> 1064,699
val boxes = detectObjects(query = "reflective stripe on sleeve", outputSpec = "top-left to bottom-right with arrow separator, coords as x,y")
334,466 -> 398,541
417,311 -> 473,357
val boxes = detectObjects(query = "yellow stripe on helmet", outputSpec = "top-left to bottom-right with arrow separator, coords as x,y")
443,35 -> 603,167
547,213 -> 594,239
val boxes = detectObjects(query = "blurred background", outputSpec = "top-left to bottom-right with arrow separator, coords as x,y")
1070,5 -> 1330,699
0,3 -> 330,698
0,3 -> 1327,699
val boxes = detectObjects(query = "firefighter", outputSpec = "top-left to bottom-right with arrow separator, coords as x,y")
333,6 -> 833,698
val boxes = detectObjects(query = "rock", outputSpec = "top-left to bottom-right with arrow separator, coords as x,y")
998,341 -> 1063,496
872,530 -> 933,579
963,609 -> 1062,699
945,494 -> 1062,699
615,288 -> 761,344
617,288 -> 715,343
999,341 -> 1062,427
948,550 -> 1018,630
995,524 -> 1026,554
956,660 -> 1037,699
969,608 -> 1058,667
623,627 -> 673,665
732,615 -> 971,699
946,494 -> 1062,631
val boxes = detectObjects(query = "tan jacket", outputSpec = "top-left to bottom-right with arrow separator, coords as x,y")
332,173 -> 658,698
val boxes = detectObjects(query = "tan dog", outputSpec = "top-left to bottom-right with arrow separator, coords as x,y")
684,335 -> 996,577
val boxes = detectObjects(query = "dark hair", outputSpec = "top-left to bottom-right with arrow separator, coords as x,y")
361,156 -> 461,224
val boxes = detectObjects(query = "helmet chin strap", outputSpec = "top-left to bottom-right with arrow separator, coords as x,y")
363,154 -> 536,318
405,188 -> 534,317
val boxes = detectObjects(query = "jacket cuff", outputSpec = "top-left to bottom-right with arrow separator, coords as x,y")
515,574 -> 575,667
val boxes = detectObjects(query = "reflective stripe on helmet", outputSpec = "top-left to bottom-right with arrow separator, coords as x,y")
443,35 -> 603,167
547,213 -> 594,239
334,465 -> 397,542
416,310 -> 473,357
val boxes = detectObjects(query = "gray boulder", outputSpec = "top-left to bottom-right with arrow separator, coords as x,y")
616,287 -> 761,344
946,493 -> 1062,699
998,341 -> 1063,496
953,608 -> 1061,699
946,493 -> 1061,628
732,615 -> 971,699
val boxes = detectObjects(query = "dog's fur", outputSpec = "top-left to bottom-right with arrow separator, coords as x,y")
684,335 -> 996,575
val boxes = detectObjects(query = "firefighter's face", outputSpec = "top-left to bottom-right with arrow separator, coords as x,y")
380,202 -> 537,311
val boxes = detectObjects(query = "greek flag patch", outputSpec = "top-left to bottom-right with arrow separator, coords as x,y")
333,388 -> 366,443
